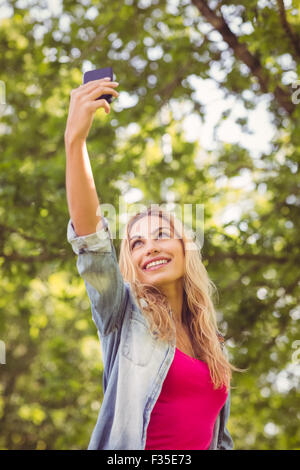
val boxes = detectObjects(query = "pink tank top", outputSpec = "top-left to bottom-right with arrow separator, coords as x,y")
145,347 -> 228,450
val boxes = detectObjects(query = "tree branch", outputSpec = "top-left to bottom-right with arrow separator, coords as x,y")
277,0 -> 300,59
191,0 -> 295,115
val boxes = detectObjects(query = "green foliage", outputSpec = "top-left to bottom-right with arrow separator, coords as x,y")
0,0 -> 299,450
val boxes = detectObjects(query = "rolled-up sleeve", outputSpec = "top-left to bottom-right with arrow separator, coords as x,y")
67,217 -> 128,337
67,217 -> 112,255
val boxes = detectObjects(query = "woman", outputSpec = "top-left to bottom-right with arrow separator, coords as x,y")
65,76 -> 242,450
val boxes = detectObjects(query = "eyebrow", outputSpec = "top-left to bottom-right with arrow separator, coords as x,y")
129,226 -> 171,243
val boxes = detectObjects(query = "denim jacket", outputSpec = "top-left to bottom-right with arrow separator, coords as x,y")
67,216 -> 234,450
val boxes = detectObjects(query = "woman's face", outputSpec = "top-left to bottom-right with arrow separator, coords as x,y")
128,214 -> 185,288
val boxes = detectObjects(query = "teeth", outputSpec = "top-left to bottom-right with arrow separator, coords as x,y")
145,259 -> 169,269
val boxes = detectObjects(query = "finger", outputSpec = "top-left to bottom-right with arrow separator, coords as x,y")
87,84 -> 119,101
80,79 -> 119,95
90,99 -> 110,113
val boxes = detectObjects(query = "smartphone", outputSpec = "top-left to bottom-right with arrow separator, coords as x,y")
83,67 -> 114,103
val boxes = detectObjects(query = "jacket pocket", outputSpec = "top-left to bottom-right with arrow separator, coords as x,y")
122,314 -> 156,366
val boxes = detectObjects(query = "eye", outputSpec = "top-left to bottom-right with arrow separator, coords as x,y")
131,229 -> 171,249
131,239 -> 142,249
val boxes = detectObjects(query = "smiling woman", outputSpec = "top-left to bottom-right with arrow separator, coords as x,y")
65,76 -> 243,449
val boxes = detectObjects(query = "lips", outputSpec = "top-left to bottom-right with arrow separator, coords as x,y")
142,257 -> 171,270
144,260 -> 171,272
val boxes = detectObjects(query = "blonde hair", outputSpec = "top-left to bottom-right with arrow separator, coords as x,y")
119,205 -> 245,392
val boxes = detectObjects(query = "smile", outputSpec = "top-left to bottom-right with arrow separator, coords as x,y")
143,259 -> 172,271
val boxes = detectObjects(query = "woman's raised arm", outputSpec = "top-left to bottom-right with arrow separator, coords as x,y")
64,77 -> 128,338
65,77 -> 119,236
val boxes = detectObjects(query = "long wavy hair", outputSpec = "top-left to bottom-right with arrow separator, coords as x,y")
119,205 -> 244,392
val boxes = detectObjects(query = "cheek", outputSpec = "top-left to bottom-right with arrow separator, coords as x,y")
169,241 -> 185,264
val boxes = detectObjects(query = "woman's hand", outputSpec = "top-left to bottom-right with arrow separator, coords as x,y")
64,78 -> 119,145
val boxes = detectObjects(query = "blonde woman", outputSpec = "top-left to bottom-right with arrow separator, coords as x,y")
65,76 -> 241,450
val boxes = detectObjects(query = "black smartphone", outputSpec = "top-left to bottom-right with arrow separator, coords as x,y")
83,67 -> 114,103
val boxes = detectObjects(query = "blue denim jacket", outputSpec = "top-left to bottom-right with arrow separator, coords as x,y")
67,216 -> 234,450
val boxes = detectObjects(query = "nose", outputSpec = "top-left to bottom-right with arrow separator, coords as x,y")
144,238 -> 160,255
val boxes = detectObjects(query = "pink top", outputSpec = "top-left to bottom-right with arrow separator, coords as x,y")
145,347 -> 228,450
